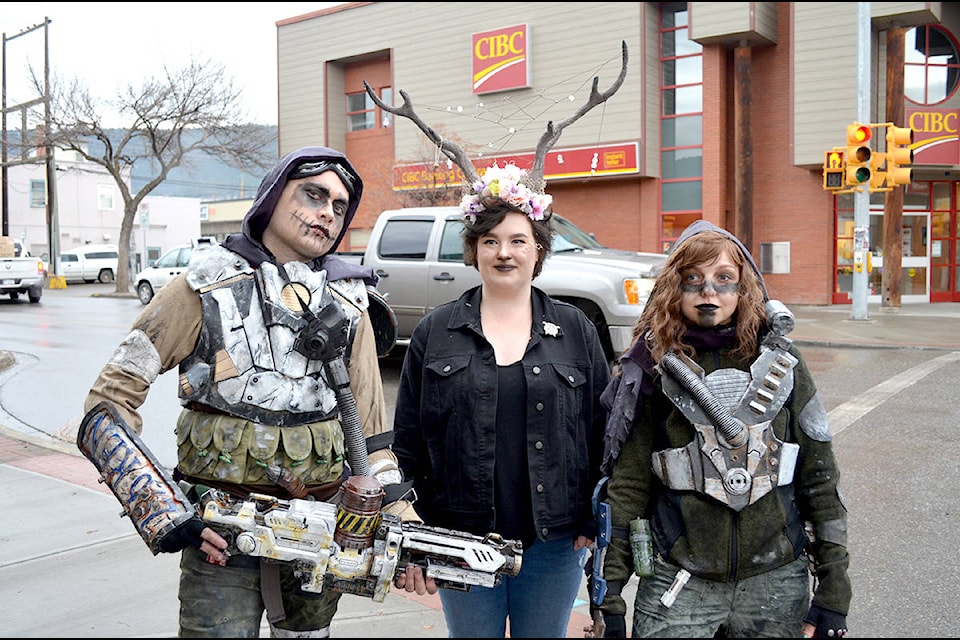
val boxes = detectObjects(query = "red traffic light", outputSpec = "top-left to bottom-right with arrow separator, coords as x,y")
849,123 -> 871,144
845,123 -> 873,186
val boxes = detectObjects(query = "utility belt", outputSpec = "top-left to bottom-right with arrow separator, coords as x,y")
176,470 -> 345,503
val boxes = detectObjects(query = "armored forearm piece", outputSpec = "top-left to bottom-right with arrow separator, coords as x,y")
77,401 -> 197,554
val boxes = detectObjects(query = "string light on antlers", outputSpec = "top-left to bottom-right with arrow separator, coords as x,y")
362,40 -> 629,194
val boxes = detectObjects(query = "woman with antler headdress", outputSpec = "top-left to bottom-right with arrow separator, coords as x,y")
391,160 -> 611,637
373,43 -> 628,636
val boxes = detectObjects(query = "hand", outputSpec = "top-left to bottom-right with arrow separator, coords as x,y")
158,517 -> 228,565
393,565 -> 439,595
200,527 -> 230,566
803,604 -> 847,638
574,535 -> 593,551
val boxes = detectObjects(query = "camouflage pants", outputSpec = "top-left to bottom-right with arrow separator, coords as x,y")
631,554 -> 811,638
177,545 -> 342,637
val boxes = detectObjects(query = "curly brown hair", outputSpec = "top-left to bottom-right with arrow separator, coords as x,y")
633,230 -> 766,363
461,204 -> 553,278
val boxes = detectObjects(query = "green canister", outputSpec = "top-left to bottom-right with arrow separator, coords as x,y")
629,518 -> 654,577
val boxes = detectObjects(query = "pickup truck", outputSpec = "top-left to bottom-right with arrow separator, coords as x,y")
0,237 -> 45,303
344,207 -> 667,361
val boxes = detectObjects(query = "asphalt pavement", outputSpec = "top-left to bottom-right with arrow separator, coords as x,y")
1,294 -> 958,638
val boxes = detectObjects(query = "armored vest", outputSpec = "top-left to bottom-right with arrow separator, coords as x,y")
177,245 -> 369,426
651,340 -> 800,511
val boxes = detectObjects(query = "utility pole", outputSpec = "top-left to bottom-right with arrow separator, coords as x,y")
881,26 -> 906,309
851,2 -> 871,321
1,18 -> 54,271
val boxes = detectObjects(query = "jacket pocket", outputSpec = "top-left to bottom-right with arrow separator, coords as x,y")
424,354 -> 472,378
549,362 -> 588,505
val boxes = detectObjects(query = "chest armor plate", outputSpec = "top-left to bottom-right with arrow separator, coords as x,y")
178,248 -> 366,426
652,347 -> 800,511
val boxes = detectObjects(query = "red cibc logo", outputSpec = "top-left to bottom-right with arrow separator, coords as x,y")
472,25 -> 531,94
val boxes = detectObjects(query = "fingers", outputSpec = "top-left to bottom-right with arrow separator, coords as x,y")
200,527 -> 229,565
395,566 -> 439,596
200,527 -> 228,550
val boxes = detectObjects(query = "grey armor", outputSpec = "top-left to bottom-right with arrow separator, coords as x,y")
178,245 -> 369,426
651,326 -> 801,511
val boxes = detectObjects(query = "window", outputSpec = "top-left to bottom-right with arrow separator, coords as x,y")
905,25 -> 960,105
98,184 -> 114,210
30,180 -> 45,207
347,86 -> 392,132
378,219 -> 431,259
439,220 -> 465,261
86,251 -> 118,260
659,1 -> 703,251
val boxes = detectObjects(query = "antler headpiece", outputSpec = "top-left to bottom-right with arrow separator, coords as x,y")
364,41 -> 628,224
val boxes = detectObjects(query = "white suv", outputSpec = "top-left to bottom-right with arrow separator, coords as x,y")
134,238 -> 217,305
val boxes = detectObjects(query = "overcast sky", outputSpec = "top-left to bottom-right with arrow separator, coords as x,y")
1,2 -> 343,126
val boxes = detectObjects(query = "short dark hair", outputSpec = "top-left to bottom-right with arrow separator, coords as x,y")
461,205 -> 553,278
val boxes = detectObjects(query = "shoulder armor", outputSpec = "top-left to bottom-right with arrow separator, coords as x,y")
185,245 -> 253,291
328,278 -> 370,313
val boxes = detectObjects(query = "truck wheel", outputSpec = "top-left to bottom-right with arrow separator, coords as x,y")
28,288 -> 41,303
99,269 -> 114,284
562,298 -> 615,363
137,281 -> 154,305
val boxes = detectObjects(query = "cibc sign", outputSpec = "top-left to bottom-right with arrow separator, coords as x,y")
472,24 -> 530,94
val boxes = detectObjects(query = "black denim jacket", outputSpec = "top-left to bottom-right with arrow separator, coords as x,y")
393,286 -> 610,542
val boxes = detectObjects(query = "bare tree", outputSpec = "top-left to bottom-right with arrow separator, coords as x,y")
29,58 -> 275,293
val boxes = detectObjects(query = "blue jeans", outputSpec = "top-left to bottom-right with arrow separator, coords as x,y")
439,536 -> 587,638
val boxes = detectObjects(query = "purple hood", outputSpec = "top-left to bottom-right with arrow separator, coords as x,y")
221,146 -> 377,285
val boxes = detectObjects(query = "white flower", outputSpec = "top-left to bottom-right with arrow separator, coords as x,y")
543,321 -> 560,337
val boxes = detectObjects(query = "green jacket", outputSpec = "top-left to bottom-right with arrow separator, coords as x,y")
599,343 -> 851,618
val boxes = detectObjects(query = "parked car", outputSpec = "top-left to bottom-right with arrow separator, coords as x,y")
134,237 -> 217,305
59,244 -> 119,284
0,237 -> 45,303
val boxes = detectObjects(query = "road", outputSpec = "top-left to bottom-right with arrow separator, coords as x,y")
1,282 -> 958,636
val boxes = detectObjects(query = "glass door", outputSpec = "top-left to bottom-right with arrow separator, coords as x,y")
869,210 -> 930,303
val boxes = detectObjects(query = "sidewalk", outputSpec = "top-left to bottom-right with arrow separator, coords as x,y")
1,301 -> 958,637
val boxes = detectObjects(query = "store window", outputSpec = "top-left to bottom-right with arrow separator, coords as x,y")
905,25 -> 960,105
347,87 -> 393,132
659,1 -> 703,252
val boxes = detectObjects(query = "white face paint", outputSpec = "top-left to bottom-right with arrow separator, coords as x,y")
262,171 -> 349,264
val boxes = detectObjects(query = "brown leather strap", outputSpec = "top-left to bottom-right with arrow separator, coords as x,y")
261,560 -> 286,624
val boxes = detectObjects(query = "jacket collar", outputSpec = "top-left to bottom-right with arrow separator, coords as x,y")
446,286 -> 565,341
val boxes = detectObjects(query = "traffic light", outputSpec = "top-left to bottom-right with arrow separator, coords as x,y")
822,149 -> 845,191
885,124 -> 914,188
845,123 -> 872,187
869,151 -> 887,191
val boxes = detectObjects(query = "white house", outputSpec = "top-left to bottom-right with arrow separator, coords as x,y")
4,147 -> 201,273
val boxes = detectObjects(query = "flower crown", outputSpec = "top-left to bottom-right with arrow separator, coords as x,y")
459,162 -> 553,224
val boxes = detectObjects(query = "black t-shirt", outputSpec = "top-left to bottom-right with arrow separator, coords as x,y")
494,361 -> 536,547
